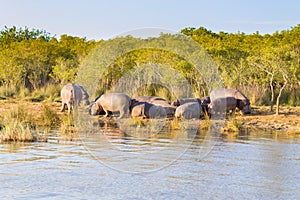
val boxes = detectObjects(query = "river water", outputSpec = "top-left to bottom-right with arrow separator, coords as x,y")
1,118 -> 300,200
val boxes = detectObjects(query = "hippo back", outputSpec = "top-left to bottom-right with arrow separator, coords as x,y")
99,93 -> 131,112
175,102 -> 202,119
172,98 -> 201,107
133,96 -> 167,103
61,84 -> 90,106
210,88 -> 247,101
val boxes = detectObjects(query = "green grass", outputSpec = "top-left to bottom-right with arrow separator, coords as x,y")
0,103 -> 54,142
222,116 -> 242,133
0,119 -> 36,142
4,103 -> 36,128
39,103 -> 61,127
59,114 -> 79,141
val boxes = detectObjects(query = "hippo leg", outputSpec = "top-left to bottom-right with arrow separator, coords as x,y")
67,104 -> 72,113
119,111 -> 124,119
60,103 -> 66,112
103,109 -> 109,118
119,106 -> 129,119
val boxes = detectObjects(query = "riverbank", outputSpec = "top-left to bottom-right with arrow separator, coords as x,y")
236,106 -> 300,133
0,99 -> 300,133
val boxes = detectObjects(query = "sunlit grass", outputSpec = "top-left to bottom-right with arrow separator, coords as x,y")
0,103 -> 54,142
39,103 -> 61,127
199,112 -> 210,130
222,115 -> 242,133
0,119 -> 35,142
0,119 -> 48,142
59,114 -> 79,141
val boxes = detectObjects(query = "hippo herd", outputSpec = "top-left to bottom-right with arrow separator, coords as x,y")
60,84 -> 251,119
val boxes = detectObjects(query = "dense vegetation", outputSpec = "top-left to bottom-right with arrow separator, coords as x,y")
0,25 -> 299,114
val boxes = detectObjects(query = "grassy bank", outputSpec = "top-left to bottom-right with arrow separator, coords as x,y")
1,99 -> 300,142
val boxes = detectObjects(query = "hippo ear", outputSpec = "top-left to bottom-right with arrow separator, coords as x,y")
173,99 -> 180,106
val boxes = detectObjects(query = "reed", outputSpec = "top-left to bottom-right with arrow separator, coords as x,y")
5,103 -> 36,128
0,103 -> 51,142
0,119 -> 36,142
59,114 -> 79,141
0,85 -> 16,98
199,112 -> 211,130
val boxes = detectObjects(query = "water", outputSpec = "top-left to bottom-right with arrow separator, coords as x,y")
1,119 -> 300,200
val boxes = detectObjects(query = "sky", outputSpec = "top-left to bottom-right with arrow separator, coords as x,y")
0,0 -> 299,40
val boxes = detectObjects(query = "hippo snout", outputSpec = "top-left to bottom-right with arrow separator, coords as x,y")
89,103 -> 97,115
242,106 -> 251,115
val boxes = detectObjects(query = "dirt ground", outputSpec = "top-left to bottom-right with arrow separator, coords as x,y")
1,99 -> 300,133
236,105 -> 300,132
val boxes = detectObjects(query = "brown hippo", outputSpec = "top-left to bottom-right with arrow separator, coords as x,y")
209,97 -> 238,115
130,102 -> 166,119
60,83 -> 90,113
171,98 -> 201,107
89,93 -> 131,118
210,88 -> 251,114
132,96 -> 167,103
132,96 -> 176,118
200,96 -> 211,105
172,97 -> 210,114
200,96 -> 211,114
175,102 -> 202,119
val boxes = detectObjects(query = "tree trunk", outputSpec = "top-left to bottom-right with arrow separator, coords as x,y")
269,75 -> 274,112
275,74 -> 288,115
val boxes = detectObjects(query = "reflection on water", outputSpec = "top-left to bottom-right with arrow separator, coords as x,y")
1,118 -> 300,199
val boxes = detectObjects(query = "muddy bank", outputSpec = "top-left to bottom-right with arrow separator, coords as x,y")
236,106 -> 300,133
0,99 -> 299,133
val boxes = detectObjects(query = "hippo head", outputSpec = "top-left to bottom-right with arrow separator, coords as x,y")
237,99 -> 251,115
172,99 -> 180,107
201,96 -> 211,105
89,102 -> 103,116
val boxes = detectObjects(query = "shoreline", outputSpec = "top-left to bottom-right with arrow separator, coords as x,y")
0,99 -> 300,134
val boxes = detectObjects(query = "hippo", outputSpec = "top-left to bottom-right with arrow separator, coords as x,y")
130,101 -> 166,119
172,97 -> 210,114
209,97 -> 239,115
89,93 -> 131,118
200,96 -> 211,114
175,102 -> 202,119
132,96 -> 176,118
210,88 -> 251,114
132,96 -> 167,103
200,96 -> 211,105
60,83 -> 90,113
171,98 -> 201,107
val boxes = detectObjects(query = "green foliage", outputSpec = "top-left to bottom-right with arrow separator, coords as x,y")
0,25 -> 299,110
0,26 -> 98,97
181,25 -> 300,110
